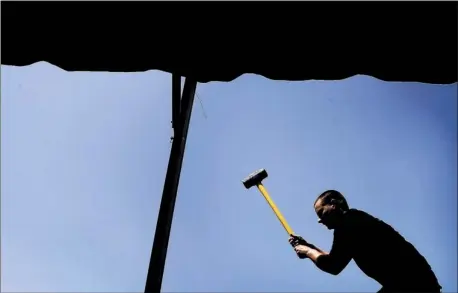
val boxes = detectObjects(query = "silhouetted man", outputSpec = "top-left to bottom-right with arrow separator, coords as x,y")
289,190 -> 441,293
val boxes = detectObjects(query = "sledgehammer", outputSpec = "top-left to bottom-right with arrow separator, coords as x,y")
242,169 -> 294,236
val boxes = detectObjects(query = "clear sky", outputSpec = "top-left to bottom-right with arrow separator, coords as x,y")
1,62 -> 456,293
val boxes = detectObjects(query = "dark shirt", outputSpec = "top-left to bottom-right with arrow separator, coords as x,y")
325,208 -> 441,291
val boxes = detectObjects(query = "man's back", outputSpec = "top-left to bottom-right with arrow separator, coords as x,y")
335,209 -> 441,291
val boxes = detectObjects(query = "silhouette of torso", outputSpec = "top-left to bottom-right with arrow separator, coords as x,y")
332,209 -> 441,291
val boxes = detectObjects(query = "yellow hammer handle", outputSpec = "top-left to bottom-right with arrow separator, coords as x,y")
257,184 -> 294,235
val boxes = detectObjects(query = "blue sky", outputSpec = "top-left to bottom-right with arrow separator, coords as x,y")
1,62 -> 456,292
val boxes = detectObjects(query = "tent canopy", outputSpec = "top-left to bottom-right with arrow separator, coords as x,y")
2,2 -> 457,84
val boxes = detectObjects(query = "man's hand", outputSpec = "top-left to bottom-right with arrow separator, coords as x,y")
289,234 -> 312,259
293,244 -> 312,259
288,234 -> 309,247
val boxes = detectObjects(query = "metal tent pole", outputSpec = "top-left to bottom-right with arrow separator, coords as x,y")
144,76 -> 197,293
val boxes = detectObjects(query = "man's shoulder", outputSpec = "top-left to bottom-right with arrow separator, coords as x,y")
344,208 -> 402,235
342,208 -> 383,228
334,209 -> 384,239
344,208 -> 373,220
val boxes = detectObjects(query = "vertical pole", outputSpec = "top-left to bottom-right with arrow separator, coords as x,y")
171,74 -> 181,131
144,77 -> 197,293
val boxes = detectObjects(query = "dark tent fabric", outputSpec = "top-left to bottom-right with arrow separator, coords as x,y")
2,1 -> 457,84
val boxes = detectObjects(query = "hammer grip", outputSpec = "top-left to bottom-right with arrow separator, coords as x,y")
257,184 -> 294,235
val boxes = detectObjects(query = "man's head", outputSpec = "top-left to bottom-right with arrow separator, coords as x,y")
314,190 -> 349,230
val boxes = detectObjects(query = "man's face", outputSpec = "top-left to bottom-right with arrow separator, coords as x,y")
314,198 -> 341,230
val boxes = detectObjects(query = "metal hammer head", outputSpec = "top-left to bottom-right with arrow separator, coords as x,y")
242,169 -> 268,189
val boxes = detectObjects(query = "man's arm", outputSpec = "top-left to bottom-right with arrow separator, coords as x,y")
303,242 -> 328,255
292,232 -> 352,275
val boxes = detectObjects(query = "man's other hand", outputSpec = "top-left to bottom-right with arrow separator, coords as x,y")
293,244 -> 311,259
288,234 -> 308,247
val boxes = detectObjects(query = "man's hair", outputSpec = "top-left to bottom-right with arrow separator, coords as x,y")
314,190 -> 350,211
